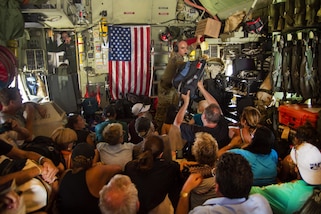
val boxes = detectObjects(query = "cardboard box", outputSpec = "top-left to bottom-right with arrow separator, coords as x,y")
32,102 -> 67,137
278,104 -> 320,129
195,18 -> 222,38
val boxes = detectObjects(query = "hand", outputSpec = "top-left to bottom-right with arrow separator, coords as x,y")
196,35 -> 203,44
6,118 -> 18,130
197,80 -> 204,89
181,173 -> 203,193
41,159 -> 58,184
181,90 -> 190,104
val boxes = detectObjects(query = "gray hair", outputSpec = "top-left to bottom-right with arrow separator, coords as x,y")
99,174 -> 138,214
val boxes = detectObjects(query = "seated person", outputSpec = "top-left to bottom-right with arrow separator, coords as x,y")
65,114 -> 95,147
56,143 -> 122,214
128,103 -> 152,144
0,87 -> 46,140
99,174 -> 139,214
173,81 -> 230,160
251,132 -> 321,213
133,117 -> 172,161
220,126 -> 278,186
181,132 -> 219,210
50,127 -> 78,151
0,179 -> 26,214
125,135 -> 183,214
176,153 -> 272,214
0,119 -> 31,147
0,139 -> 58,213
188,100 -> 209,126
95,105 -> 128,142
279,122 -> 321,182
50,127 -> 78,170
227,106 -> 262,146
97,123 -> 134,169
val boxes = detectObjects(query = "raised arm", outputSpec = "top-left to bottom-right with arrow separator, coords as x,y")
197,81 -> 222,114
173,91 -> 190,127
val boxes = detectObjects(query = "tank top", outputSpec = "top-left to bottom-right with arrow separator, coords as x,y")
57,170 -> 100,214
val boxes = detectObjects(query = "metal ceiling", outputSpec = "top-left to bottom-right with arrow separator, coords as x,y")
200,0 -> 272,20
21,0 -> 272,29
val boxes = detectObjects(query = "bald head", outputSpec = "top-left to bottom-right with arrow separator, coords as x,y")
177,40 -> 188,57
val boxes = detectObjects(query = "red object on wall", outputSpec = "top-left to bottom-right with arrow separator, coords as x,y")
278,104 -> 320,129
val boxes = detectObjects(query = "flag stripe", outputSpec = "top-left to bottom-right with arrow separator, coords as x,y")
108,25 -> 151,100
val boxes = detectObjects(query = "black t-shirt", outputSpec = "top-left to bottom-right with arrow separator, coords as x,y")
74,130 -> 90,145
0,139 -> 13,155
180,115 -> 230,160
124,158 -> 182,214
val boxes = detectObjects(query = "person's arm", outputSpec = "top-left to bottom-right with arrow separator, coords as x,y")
188,35 -> 203,50
8,118 -> 32,142
197,81 -> 222,114
174,91 -> 190,127
6,147 -> 58,183
0,166 -> 43,186
217,135 -> 242,157
188,118 -> 195,125
176,173 -> 203,214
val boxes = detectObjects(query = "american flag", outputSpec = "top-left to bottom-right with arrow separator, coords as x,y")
108,25 -> 151,100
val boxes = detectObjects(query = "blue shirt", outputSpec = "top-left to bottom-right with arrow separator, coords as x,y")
189,194 -> 272,214
193,114 -> 203,126
229,149 -> 278,186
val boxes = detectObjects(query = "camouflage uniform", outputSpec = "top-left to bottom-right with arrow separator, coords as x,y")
154,52 -> 184,132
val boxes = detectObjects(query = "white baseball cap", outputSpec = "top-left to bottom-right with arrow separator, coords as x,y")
131,103 -> 150,116
290,143 -> 321,185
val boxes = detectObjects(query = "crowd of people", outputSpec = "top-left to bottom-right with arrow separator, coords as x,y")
0,80 -> 320,214
0,39 -> 321,214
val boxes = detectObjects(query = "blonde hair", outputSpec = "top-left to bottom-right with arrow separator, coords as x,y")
192,132 -> 218,167
103,123 -> 123,145
240,106 -> 261,128
51,127 -> 77,149
197,100 -> 209,114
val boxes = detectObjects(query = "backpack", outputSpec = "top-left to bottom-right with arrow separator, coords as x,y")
20,136 -> 65,167
172,59 -> 206,98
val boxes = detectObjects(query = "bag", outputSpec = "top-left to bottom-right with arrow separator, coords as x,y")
173,59 -> 206,98
20,136 -> 65,167
126,92 -> 151,105
82,97 -> 99,116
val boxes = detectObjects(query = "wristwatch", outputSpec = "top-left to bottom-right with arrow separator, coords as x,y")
180,192 -> 189,198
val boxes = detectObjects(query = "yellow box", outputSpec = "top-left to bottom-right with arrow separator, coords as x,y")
195,18 -> 222,38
